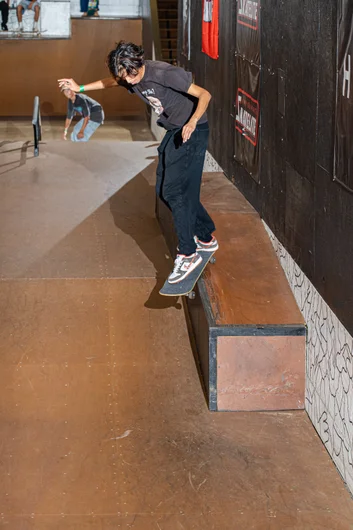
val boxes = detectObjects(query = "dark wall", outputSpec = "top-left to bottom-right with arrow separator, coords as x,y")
179,1 -> 353,336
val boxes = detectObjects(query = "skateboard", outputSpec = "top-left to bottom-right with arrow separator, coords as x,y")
13,30 -> 46,37
159,252 -> 216,299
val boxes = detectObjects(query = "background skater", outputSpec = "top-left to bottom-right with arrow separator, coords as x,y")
62,88 -> 104,142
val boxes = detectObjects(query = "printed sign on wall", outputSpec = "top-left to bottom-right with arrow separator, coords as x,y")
235,0 -> 261,182
236,0 -> 260,63
236,87 -> 260,148
335,0 -> 353,192
202,0 -> 219,59
238,0 -> 259,30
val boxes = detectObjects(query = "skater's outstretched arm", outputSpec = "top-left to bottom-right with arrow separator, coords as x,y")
58,77 -> 118,92
182,84 -> 212,143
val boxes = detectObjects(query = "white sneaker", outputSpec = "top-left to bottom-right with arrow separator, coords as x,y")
168,253 -> 202,284
194,235 -> 219,252
33,23 -> 39,33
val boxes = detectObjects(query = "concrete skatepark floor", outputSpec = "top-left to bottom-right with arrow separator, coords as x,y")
0,131 -> 352,529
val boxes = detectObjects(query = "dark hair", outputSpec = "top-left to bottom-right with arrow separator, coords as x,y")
107,41 -> 145,78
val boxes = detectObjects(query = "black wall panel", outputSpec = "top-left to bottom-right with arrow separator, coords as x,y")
260,65 -> 286,159
285,163 -> 315,280
179,0 -> 353,336
261,0 -> 287,73
260,145 -> 286,243
314,165 -> 353,331
285,1 -> 319,184
316,1 -> 337,174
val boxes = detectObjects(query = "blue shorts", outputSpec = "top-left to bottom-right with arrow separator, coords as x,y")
19,0 -> 40,10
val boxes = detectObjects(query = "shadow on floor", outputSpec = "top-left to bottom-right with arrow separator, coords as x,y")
108,160 -> 181,310
0,141 -> 32,175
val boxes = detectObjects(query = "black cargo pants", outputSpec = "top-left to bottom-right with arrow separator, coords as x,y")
156,122 -> 216,256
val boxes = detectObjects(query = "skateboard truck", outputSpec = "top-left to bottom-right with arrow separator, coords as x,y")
188,254 -> 216,299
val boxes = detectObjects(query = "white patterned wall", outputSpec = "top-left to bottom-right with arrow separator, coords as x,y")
264,222 -> 353,495
203,151 -> 223,172
70,0 -> 140,17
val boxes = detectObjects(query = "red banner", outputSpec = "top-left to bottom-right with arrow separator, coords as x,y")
202,0 -> 219,59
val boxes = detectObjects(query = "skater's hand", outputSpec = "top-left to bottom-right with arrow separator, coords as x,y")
62,132 -> 67,141
182,118 -> 197,143
77,131 -> 84,140
58,78 -> 80,92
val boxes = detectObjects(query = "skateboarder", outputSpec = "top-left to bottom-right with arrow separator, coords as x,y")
58,41 -> 218,284
62,88 -> 104,142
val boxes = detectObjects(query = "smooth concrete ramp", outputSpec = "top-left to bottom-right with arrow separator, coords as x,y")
0,141 -> 352,528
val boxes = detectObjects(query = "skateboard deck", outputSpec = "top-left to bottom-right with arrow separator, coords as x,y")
160,252 -> 216,298
12,30 -> 46,37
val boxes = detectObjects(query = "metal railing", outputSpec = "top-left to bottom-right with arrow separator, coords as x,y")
32,96 -> 42,157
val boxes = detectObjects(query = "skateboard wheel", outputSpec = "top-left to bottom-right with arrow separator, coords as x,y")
188,291 -> 196,300
210,256 -> 216,264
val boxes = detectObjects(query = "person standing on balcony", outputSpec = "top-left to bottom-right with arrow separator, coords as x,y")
58,41 -> 218,285
0,0 -> 9,31
17,0 -> 40,33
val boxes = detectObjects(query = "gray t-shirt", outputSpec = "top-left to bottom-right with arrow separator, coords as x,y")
129,61 -> 208,130
67,94 -> 103,123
